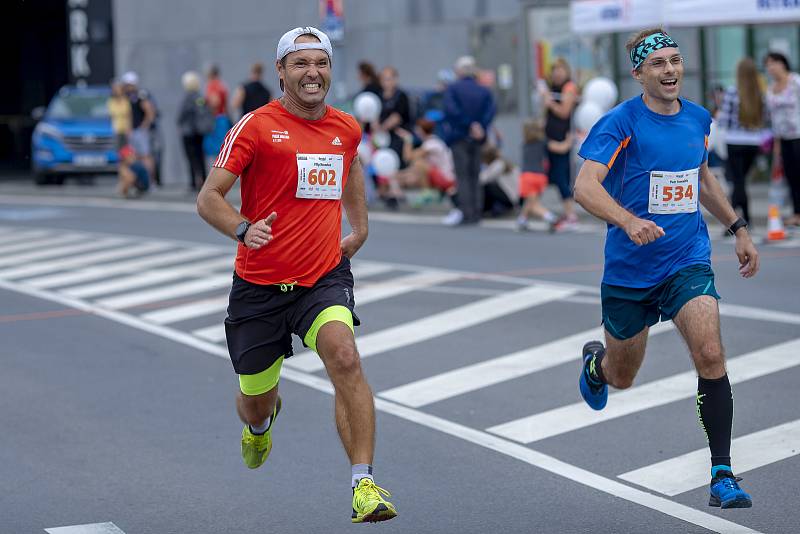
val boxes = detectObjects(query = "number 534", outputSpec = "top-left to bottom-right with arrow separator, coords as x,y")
663,184 -> 693,202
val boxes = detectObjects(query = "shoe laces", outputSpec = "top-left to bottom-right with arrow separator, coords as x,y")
357,479 -> 391,501
716,475 -> 743,492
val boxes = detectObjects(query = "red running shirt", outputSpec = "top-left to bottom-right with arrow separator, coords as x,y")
214,100 -> 361,287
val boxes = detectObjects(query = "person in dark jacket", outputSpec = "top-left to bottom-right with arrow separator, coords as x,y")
177,71 -> 210,191
232,63 -> 272,119
442,55 -> 496,225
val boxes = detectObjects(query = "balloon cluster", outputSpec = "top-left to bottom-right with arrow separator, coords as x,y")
353,92 -> 400,178
574,78 -> 618,132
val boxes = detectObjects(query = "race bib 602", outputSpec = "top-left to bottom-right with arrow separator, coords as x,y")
296,153 -> 344,200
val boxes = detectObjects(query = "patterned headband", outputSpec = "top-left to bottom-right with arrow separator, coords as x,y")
630,32 -> 679,69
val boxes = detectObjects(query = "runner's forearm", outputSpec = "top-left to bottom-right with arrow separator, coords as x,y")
342,159 -> 369,241
197,167 -> 245,240
574,161 -> 633,229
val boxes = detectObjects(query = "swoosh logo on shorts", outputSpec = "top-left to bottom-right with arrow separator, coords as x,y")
690,284 -> 703,290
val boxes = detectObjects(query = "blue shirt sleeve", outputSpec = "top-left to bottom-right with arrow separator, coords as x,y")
578,107 -> 632,169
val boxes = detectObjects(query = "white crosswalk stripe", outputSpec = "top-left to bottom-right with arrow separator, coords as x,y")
17,247 -> 219,288
0,228 -> 49,246
619,418 -> 800,495
0,237 -> 126,267
486,337 -> 800,443
141,295 -> 229,325
62,257 -> 233,298
285,284 -> 577,372
0,233 -> 86,257
380,321 -> 677,407
96,274 -> 232,309
0,242 -> 173,281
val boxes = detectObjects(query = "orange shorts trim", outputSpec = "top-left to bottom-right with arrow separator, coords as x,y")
519,172 -> 548,197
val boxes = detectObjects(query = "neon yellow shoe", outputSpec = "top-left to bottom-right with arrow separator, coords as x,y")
240,396 -> 281,469
351,478 -> 397,523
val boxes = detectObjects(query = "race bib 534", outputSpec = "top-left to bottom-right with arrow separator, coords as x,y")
648,168 -> 698,214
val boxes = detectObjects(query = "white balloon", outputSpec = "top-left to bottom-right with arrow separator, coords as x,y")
357,140 -> 373,165
353,92 -> 382,122
708,119 -> 727,160
574,101 -> 605,132
371,130 -> 390,149
371,148 -> 400,177
583,77 -> 618,111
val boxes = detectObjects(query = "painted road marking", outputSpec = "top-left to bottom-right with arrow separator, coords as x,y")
2,242 -> 173,281
142,295 -> 229,325
0,277 -> 760,534
17,248 -> 218,288
0,233 -> 86,257
286,284 -> 577,372
379,322 -> 676,407
356,270 -> 462,305
0,228 -> 49,246
350,261 -> 396,279
487,338 -> 800,444
0,237 -> 126,268
62,257 -> 232,298
619,418 -> 800,496
192,324 -> 226,342
45,522 -> 126,534
96,274 -> 231,309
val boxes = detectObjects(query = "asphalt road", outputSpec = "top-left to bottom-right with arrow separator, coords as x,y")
0,191 -> 798,534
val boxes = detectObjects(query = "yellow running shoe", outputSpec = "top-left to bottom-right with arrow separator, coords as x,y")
351,478 -> 397,523
240,396 -> 281,469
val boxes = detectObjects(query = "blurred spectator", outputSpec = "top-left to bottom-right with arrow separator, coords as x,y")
232,62 -> 272,118
379,66 -> 413,166
116,144 -> 150,198
479,144 -> 518,217
203,64 -> 233,165
517,119 -> 557,231
177,71 -> 213,191
443,55 -> 496,225
121,71 -> 157,186
205,64 -> 228,117
107,80 -> 132,150
540,58 -> 579,229
765,51 -> 800,226
396,118 -> 456,204
358,61 -> 382,96
717,58 -> 769,224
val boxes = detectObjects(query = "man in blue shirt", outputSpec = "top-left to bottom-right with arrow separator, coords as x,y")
574,27 -> 759,509
443,56 -> 496,225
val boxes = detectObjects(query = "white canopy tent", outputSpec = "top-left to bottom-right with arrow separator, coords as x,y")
571,0 -> 800,34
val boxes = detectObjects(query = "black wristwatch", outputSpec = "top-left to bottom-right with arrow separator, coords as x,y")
235,221 -> 251,243
727,217 -> 748,236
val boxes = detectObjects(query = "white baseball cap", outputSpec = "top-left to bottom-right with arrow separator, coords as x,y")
276,26 -> 333,62
120,71 -> 139,85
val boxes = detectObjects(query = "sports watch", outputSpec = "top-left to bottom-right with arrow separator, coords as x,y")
235,221 -> 251,243
727,217 -> 748,236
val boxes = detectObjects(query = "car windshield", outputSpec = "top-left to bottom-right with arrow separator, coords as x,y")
48,93 -> 110,119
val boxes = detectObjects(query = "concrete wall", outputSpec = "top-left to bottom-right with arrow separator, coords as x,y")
113,0 -> 524,186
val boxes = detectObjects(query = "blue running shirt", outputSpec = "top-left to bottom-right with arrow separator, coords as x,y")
579,96 -> 712,288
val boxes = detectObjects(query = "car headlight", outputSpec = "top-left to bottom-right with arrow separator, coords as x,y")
34,122 -> 64,141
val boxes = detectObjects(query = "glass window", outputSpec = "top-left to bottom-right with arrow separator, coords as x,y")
48,94 -> 110,119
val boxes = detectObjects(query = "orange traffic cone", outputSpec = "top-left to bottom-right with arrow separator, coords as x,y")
767,204 -> 787,241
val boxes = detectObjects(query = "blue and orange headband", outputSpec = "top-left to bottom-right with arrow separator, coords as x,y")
630,32 -> 679,69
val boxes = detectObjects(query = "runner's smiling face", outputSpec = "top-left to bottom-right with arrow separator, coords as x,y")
634,47 -> 684,104
278,37 -> 331,107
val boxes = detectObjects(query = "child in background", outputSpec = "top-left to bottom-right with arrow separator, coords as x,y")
479,144 -> 518,217
397,118 -> 457,205
117,145 -> 150,198
518,120 -> 557,231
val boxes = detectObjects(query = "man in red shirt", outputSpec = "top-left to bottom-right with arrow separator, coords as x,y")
197,27 -> 397,523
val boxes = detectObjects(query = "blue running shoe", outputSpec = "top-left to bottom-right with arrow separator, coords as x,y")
709,471 -> 752,509
579,341 -> 608,411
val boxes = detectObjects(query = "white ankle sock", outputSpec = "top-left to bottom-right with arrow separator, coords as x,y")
352,464 -> 373,488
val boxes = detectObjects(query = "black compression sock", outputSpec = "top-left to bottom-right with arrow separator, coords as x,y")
586,344 -> 608,385
697,374 -> 733,468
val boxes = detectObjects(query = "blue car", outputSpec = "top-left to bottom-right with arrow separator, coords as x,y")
31,85 -> 119,185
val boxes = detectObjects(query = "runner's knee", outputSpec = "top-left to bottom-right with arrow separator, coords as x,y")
692,341 -> 725,377
325,343 -> 361,377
